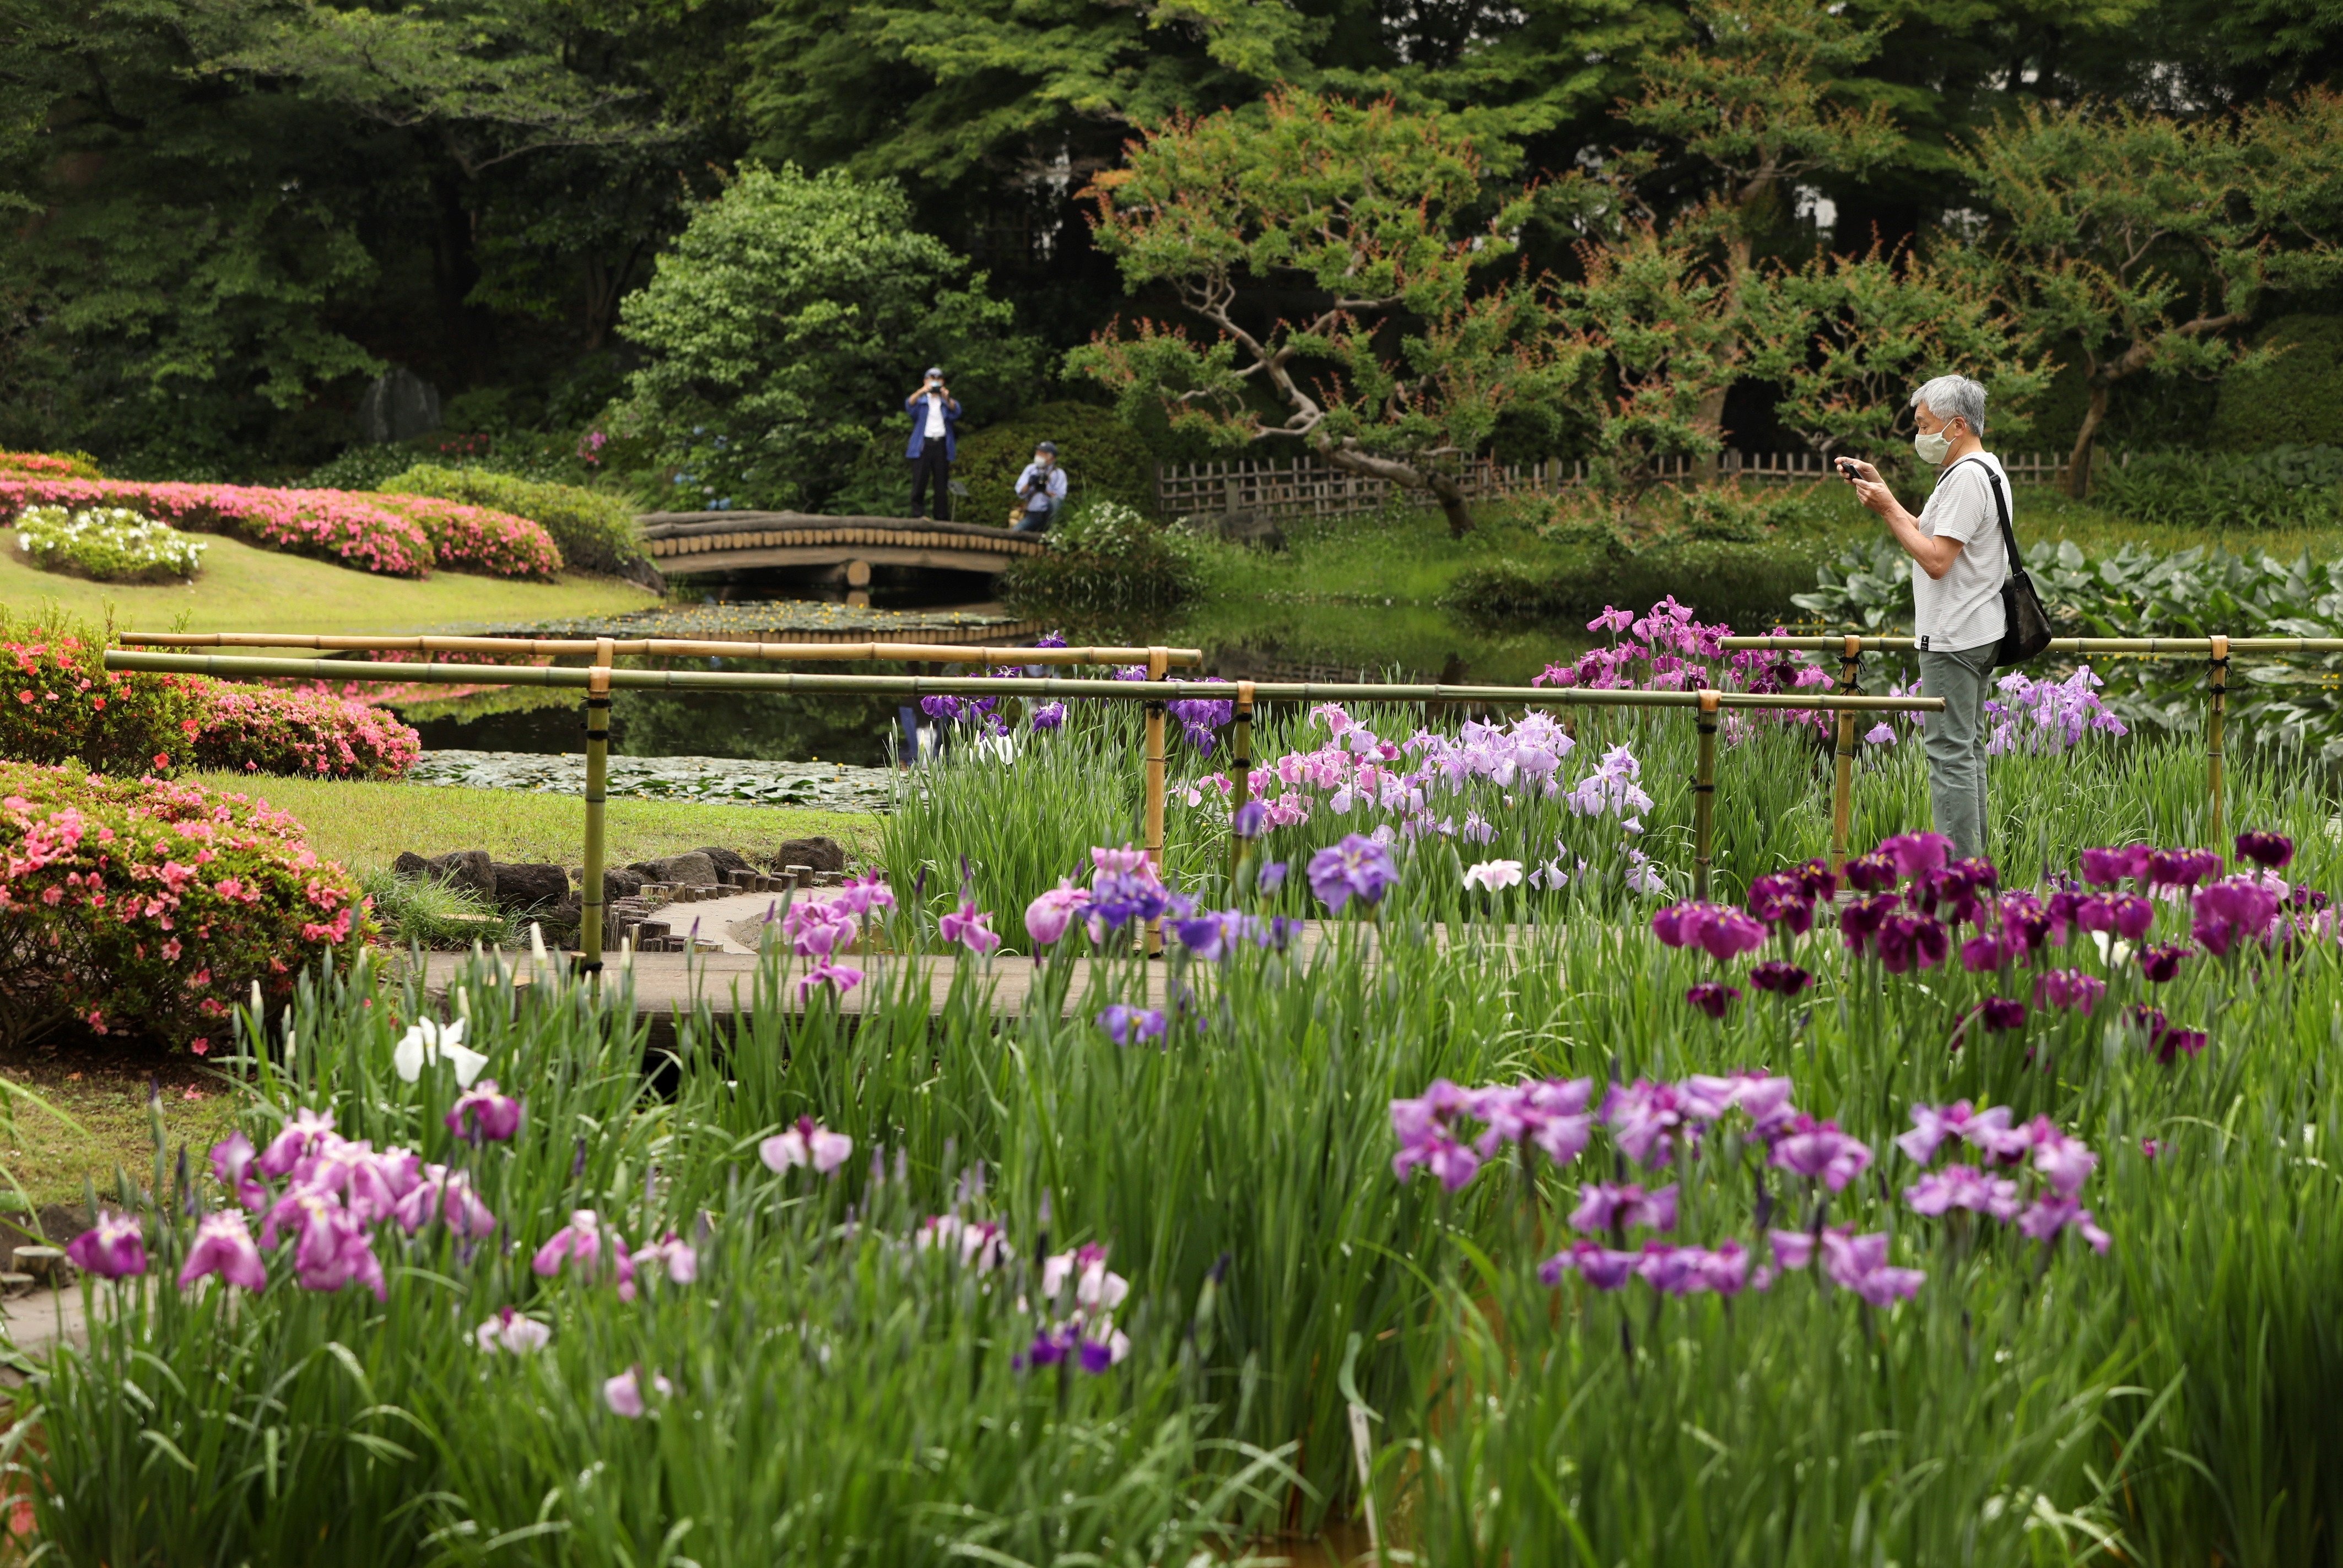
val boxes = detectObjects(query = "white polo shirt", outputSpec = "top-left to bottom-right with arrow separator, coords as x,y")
1913,453 -> 2010,653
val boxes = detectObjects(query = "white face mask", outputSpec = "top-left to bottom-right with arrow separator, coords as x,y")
1913,424 -> 1956,466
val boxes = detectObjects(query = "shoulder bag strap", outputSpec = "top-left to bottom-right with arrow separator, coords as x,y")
1947,455 -> 2020,580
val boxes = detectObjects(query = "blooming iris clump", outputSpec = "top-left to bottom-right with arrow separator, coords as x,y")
1897,1101 -> 2110,1253
1096,1004 -> 1167,1045
1984,667 -> 2129,754
1651,901 -> 1767,962
1022,1242 -> 1133,1374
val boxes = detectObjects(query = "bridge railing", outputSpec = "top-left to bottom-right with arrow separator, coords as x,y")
107,646 -> 1943,960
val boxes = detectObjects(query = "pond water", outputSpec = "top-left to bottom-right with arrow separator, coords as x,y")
397,587 -> 1594,766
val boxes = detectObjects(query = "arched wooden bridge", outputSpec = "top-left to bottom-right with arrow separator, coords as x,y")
638,511 -> 1048,580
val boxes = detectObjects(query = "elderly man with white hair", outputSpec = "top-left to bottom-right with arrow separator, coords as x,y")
1837,374 -> 2010,863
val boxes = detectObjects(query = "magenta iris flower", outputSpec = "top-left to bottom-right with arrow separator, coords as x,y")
1096,1004 -> 1168,1046
66,1210 -> 148,1279
290,1196 -> 387,1300
2027,1117 -> 2099,1195
1878,832 -> 1951,879
1820,1225 -> 1926,1304
2035,969 -> 2106,1014
2192,877 -> 2282,956
1768,1228 -> 1816,1270
533,1209 -> 627,1283
2146,848 -> 2222,889
1685,982 -> 1741,1019
2079,845 -> 2150,886
2109,895 -> 2156,940
2234,831 -> 2294,870
1980,997 -> 2027,1031
1769,1115 -> 1874,1191
1874,913 -> 1948,973
1651,901 -> 1767,961
179,1210 -> 267,1293
2137,942 -> 2189,982
1842,853 -> 1898,893
447,1081 -> 522,1143
1308,834 -> 1399,912
1745,874 -> 1815,932
1469,1078 -> 1595,1165
1750,960 -> 1814,994
1680,1070 -> 1796,1135
795,960 -> 864,1001
393,1165 -> 498,1238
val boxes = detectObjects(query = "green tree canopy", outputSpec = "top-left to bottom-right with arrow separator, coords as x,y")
1070,91 -> 1574,535
613,161 -> 1039,511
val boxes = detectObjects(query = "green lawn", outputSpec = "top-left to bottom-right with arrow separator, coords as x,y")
1,528 -> 660,637
185,771 -> 879,874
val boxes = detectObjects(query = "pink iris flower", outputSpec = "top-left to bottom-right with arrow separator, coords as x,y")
179,1210 -> 267,1292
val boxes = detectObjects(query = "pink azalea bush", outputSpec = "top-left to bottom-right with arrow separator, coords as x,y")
371,493 -> 564,580
0,761 -> 371,1052
3,632 -> 208,775
193,685 -> 421,780
0,476 -> 564,580
4,633 -> 420,781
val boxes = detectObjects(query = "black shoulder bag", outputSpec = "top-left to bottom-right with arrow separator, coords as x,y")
1955,457 -> 2054,667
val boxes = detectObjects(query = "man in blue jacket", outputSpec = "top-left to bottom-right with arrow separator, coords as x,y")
904,367 -> 962,520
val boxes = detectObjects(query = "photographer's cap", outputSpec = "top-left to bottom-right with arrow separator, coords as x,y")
925,366 -> 944,379
1035,441 -> 1057,455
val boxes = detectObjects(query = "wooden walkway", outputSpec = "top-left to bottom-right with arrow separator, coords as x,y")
412,921 -> 1549,1043
638,512 -> 1048,578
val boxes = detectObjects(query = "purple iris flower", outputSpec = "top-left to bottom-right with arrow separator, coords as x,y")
209,1131 -> 268,1212
1030,701 -> 1066,731
1838,893 -> 1899,953
2137,942 -> 2189,982
2016,1194 -> 2112,1253
1600,1079 -> 1689,1165
1096,1004 -> 1168,1046
447,1080 -> 522,1143
1173,910 -> 1253,961
1471,1078 -> 1594,1165
67,1210 -> 149,1279
1750,960 -> 1813,994
1685,982 -> 1741,1019
1569,1181 -> 1677,1235
1539,1240 -> 1639,1290
1820,1225 -> 1925,1304
1651,902 -> 1768,962
1769,1115 -> 1874,1191
1904,1165 -> 2022,1220
1256,860 -> 1289,895
1793,858 -> 1839,901
1679,1070 -> 1796,1136
1746,873 -> 1814,931
918,694 -> 966,724
1231,799 -> 1267,839
2234,831 -> 2294,870
1308,834 -> 1399,912
1874,913 -> 1948,974
1960,934 -> 2006,972
179,1210 -> 268,1292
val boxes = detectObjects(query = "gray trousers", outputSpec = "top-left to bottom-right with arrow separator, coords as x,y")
1917,641 -> 1996,863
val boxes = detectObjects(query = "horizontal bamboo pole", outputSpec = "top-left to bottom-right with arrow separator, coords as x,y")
116,631 -> 1203,667
1718,634 -> 2343,657
102,652 -> 1947,713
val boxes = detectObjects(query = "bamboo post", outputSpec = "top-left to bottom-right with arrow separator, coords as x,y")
1829,635 -> 1862,872
1143,646 -> 1170,953
1229,680 -> 1256,886
2207,634 -> 2229,854
579,638 -> 614,977
1693,690 -> 1720,901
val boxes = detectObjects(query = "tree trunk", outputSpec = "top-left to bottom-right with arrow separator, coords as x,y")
1312,442 -> 1475,537
2065,382 -> 2110,500
1426,471 -> 1475,538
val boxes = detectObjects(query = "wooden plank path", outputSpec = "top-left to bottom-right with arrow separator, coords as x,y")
413,919 -> 1554,1041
